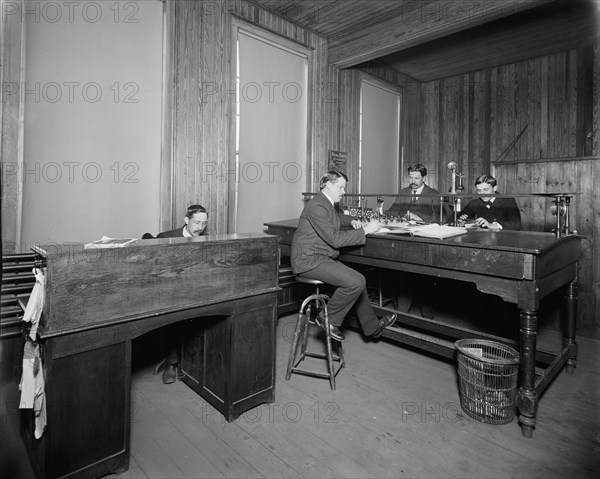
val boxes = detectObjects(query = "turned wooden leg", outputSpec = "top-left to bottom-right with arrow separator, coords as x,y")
564,279 -> 579,374
516,309 -> 538,438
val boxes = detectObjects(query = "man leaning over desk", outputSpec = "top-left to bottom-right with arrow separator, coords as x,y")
291,170 -> 397,342
459,175 -> 522,230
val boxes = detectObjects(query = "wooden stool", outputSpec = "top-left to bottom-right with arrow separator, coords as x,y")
285,277 -> 345,390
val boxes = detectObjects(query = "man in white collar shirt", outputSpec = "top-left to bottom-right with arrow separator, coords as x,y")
459,175 -> 522,230
157,205 -> 208,238
291,171 -> 397,342
384,163 -> 444,223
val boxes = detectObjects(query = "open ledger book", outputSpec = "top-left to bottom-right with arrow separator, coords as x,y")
84,236 -> 138,249
378,223 -> 468,240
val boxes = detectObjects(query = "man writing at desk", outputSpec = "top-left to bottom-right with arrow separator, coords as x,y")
156,204 -> 208,383
291,170 -> 396,342
384,163 -> 443,223
459,175 -> 522,230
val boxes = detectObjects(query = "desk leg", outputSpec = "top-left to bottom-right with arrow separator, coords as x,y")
564,279 -> 578,374
516,309 -> 538,438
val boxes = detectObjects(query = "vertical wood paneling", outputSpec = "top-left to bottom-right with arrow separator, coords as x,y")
337,69 -> 360,192
489,67 -> 500,163
594,46 -> 599,157
540,56 -> 549,157
517,60 -> 528,161
474,70 -> 492,179
403,78 -> 422,180
0,6 -> 25,253
592,160 -> 599,339
566,51 -> 578,156
168,0 -> 331,232
423,81 -> 439,186
312,43 -> 339,191
555,51 -> 566,158
160,0 -> 175,232
505,63 -> 517,163
552,160 -> 592,332
465,73 -> 475,187
531,58 -> 542,160
547,54 -> 557,157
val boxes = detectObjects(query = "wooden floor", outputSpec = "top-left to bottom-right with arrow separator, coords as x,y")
105,312 -> 600,479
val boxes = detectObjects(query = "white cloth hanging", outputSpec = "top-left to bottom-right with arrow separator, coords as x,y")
19,341 -> 47,439
22,267 -> 45,341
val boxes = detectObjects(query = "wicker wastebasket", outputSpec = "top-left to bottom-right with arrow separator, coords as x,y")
455,339 -> 520,425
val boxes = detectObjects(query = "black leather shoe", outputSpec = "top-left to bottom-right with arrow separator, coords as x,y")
162,363 -> 177,384
372,313 -> 397,338
315,313 -> 345,341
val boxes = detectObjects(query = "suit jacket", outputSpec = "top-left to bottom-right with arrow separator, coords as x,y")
384,184 -> 443,223
156,226 -> 186,238
460,196 -> 522,230
291,192 -> 365,275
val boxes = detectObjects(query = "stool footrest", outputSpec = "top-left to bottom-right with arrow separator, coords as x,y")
305,351 -> 343,362
291,363 -> 344,379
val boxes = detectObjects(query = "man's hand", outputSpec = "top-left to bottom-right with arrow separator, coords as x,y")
362,219 -> 381,235
350,219 -> 362,229
474,217 -> 501,229
408,212 -> 423,222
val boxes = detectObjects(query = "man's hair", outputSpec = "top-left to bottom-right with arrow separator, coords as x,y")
185,204 -> 207,218
407,164 -> 427,177
474,175 -> 497,187
319,170 -> 348,190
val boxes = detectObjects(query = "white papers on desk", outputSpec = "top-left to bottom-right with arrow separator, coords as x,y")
378,223 -> 468,239
84,236 -> 137,249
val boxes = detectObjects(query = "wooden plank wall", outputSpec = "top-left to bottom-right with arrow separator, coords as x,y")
166,0 -> 336,233
336,70 -> 360,192
167,0 -> 230,234
0,7 -> 25,253
413,46 -> 599,339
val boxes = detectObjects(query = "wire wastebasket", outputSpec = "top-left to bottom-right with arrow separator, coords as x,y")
455,339 -> 520,425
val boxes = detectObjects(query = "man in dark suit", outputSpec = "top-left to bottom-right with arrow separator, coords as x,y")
384,163 -> 444,223
459,175 -> 522,230
157,204 -> 208,239
155,204 -> 208,383
291,171 -> 396,341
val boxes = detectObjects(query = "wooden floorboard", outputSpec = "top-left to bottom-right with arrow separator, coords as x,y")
100,313 -> 600,479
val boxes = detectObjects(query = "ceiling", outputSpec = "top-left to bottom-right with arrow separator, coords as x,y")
248,0 -> 599,81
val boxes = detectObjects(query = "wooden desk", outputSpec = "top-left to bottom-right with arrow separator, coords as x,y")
23,234 -> 279,479
265,219 -> 581,438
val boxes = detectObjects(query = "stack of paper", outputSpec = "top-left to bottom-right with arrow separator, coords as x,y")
84,236 -> 137,249
378,224 -> 468,239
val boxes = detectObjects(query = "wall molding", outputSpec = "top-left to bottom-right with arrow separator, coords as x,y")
493,155 -> 600,165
